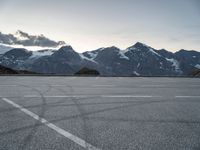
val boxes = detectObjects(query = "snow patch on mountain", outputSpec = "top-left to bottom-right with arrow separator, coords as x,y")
118,51 -> 129,60
166,58 -> 182,72
137,63 -> 140,68
2,43 -> 63,51
133,71 -> 140,76
148,48 -> 161,57
79,53 -> 97,63
195,64 -> 200,69
124,47 -> 136,53
124,47 -> 138,54
86,51 -> 98,59
31,50 -> 55,58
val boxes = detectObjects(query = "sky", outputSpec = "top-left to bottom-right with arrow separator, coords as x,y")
0,0 -> 199,52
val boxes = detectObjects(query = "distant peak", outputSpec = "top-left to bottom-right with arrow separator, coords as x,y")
15,30 -> 29,37
159,48 -> 167,51
134,42 -> 150,48
125,42 -> 149,52
4,48 -> 32,57
59,45 -> 74,52
101,46 -> 120,51
109,46 -> 120,49
179,49 -> 186,51
126,42 -> 150,50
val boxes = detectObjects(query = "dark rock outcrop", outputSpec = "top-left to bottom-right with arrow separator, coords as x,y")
75,67 -> 100,76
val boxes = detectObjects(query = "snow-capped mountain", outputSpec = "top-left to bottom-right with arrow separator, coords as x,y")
0,44 -> 13,54
123,42 -> 183,76
0,40 -> 199,76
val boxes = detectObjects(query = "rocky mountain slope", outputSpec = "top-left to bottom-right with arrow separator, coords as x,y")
0,64 -> 36,74
0,42 -> 199,76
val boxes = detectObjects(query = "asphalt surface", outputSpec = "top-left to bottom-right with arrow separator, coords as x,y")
0,76 -> 200,150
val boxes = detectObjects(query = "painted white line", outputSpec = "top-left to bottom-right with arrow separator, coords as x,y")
141,85 -> 165,87
24,95 -> 88,98
92,85 -> 115,87
51,85 -> 66,87
175,96 -> 200,98
2,98 -> 100,150
101,95 -> 157,98
24,95 -> 161,98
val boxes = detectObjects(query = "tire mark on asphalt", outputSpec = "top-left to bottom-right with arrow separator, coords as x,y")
1,98 -> 200,114
16,84 -> 52,150
1,99 -> 200,138
0,95 -> 100,114
52,85 -> 95,150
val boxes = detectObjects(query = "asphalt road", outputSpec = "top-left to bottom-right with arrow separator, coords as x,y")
0,76 -> 200,150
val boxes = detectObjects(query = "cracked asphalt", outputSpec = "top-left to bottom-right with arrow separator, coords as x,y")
0,76 -> 200,150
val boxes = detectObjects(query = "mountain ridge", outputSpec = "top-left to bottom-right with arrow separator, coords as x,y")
0,31 -> 199,76
0,43 -> 199,76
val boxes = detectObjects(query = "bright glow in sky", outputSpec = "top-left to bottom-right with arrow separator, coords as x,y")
0,0 -> 199,52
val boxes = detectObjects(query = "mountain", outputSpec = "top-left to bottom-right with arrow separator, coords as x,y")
0,48 -> 33,70
0,64 -> 36,75
0,64 -> 18,74
82,42 -> 187,76
84,46 -> 131,76
75,67 -> 100,76
0,44 -> 14,54
0,30 -> 66,49
123,42 -> 181,76
175,49 -> 200,75
0,41 -> 199,76
30,46 -> 82,74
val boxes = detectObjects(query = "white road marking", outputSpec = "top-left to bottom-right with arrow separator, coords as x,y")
0,85 -> 68,87
51,85 -> 67,87
24,95 -> 161,98
141,85 -> 165,87
93,85 -> 116,87
24,95 -> 88,98
175,96 -> 200,98
5,95 -> 200,99
2,98 -> 100,150
101,95 -> 159,98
